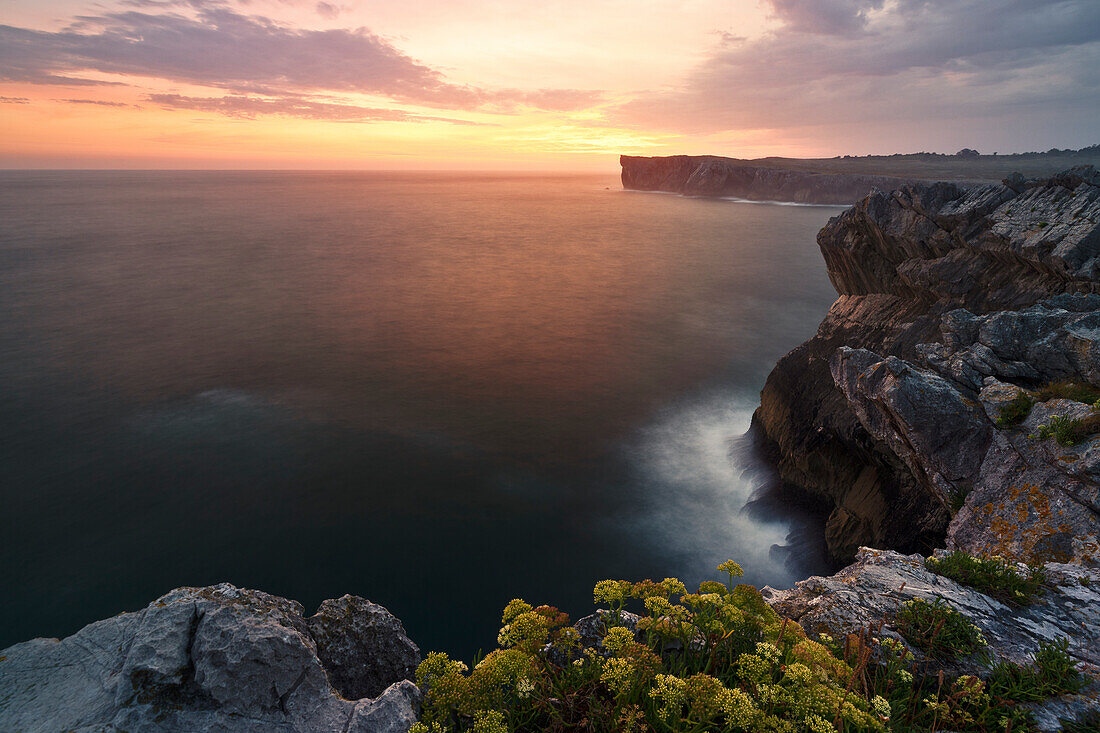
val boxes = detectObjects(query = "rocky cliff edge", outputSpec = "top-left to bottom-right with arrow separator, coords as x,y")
0,583 -> 421,732
755,166 -> 1100,565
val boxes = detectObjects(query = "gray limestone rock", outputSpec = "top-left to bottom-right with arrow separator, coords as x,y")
544,609 -> 643,666
307,595 -> 420,701
755,168 -> 1100,562
831,346 -> 992,504
762,547 -> 1100,674
0,583 -> 420,732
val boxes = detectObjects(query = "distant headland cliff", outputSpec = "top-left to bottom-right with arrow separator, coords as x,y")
621,154 -> 915,205
620,146 -> 1100,205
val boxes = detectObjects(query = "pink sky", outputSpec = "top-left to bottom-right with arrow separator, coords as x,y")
1,0 -> 1097,169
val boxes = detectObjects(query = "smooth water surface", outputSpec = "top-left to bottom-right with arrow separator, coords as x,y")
0,171 -> 840,658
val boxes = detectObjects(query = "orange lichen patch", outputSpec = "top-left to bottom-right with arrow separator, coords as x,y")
983,482 -> 1078,563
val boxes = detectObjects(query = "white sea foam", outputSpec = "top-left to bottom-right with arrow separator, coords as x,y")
621,389 -> 798,588
618,187 -> 849,208
716,196 -> 850,208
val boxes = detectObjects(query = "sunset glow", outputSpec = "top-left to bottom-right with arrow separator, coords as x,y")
1,0 -> 1097,169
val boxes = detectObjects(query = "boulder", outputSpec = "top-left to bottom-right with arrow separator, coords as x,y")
308,595 -> 420,701
0,583 -> 420,732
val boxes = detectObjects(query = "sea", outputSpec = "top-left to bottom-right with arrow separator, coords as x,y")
0,170 -> 843,660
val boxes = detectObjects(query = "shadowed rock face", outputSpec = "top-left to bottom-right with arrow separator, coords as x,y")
309,594 -> 421,701
620,155 -> 919,205
754,166 -> 1100,564
0,583 -> 421,733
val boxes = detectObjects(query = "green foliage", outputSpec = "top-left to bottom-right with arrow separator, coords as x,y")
413,563 -> 1074,733
1033,380 -> 1100,405
948,488 -> 970,515
925,552 -> 1045,606
1033,414 -> 1078,445
894,598 -> 987,660
994,393 -> 1034,428
986,638 -> 1084,702
1031,413 -> 1100,446
996,381 -> 1100,434
415,562 -> 888,733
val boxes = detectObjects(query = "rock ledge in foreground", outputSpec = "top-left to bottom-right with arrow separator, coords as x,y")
0,583 -> 421,733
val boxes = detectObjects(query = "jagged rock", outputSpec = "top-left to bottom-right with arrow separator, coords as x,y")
0,583 -> 420,732
947,395 -> 1100,565
762,547 -> 1100,675
831,347 -> 992,504
755,168 -> 1100,562
308,595 -> 420,701
824,318 -> 1099,565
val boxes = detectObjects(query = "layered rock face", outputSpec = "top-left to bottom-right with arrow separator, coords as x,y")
620,155 -> 916,205
755,166 -> 1100,563
0,584 -> 421,732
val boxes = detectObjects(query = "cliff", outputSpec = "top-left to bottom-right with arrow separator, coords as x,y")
754,166 -> 1100,564
620,155 -> 922,205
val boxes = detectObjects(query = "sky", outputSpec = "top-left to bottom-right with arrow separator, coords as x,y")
0,0 -> 1097,169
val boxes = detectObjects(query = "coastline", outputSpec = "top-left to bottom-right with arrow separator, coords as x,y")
4,165 -> 1099,731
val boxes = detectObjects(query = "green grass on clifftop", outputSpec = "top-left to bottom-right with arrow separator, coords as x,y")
925,551 -> 1046,606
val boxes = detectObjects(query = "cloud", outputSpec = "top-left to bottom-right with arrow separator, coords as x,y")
315,2 -> 342,19
0,7 -> 472,106
0,4 -> 600,114
146,92 -> 483,123
56,98 -> 135,107
0,96 -> 30,103
615,0 -> 1100,139
766,0 -> 885,36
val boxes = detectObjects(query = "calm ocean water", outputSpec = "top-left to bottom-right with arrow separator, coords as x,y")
0,171 -> 841,659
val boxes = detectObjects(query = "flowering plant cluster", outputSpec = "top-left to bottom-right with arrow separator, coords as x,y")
411,559 -> 1080,732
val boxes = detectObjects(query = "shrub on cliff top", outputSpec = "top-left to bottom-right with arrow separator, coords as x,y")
894,597 -> 987,660
995,393 -> 1034,428
1032,413 -> 1100,446
995,380 -> 1100,430
925,551 -> 1045,606
986,638 -> 1084,702
413,560 -> 889,733
1033,380 -> 1100,405
411,560 -> 1064,733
